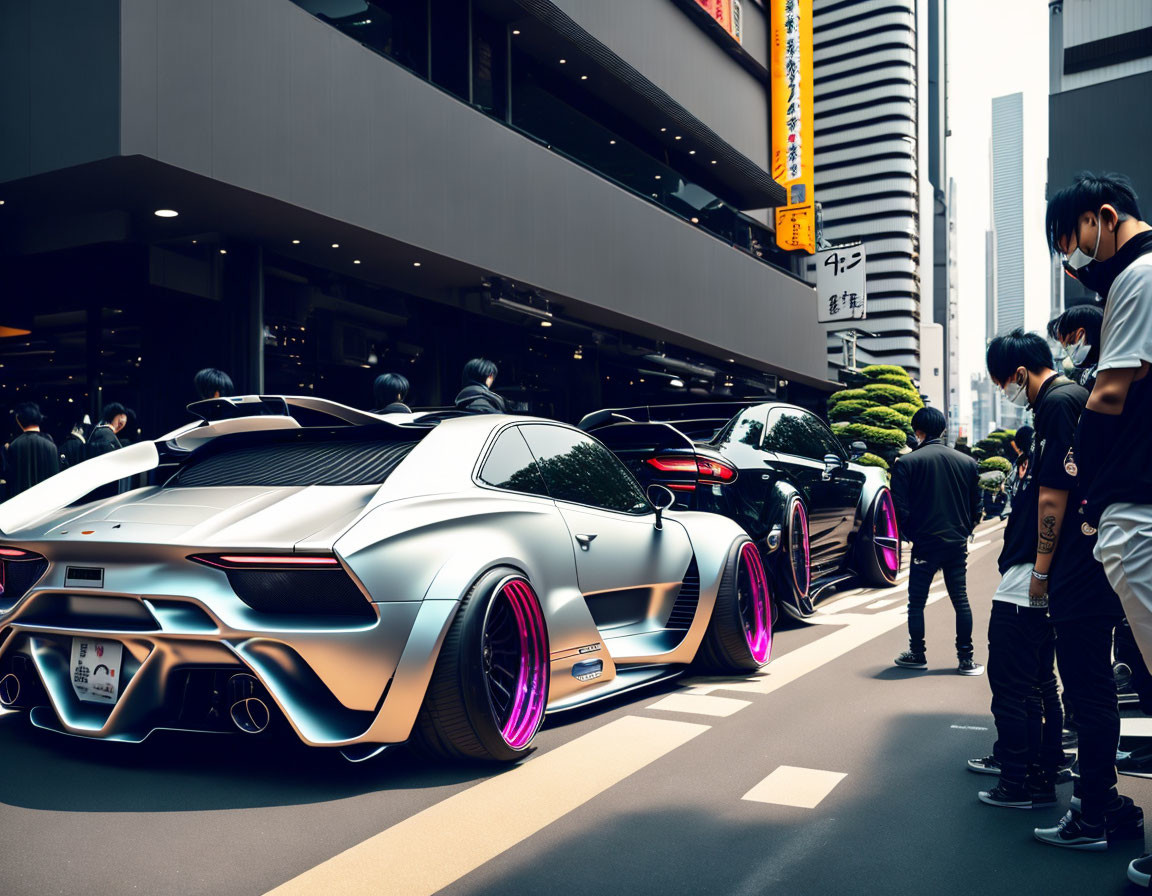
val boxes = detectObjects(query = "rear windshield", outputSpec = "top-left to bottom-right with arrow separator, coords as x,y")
168,429 -> 421,488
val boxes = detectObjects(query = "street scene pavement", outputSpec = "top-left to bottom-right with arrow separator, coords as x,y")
1,518 -> 1145,896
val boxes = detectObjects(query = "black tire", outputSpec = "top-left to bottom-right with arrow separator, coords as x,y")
856,488 -> 901,587
696,538 -> 774,673
411,567 -> 550,763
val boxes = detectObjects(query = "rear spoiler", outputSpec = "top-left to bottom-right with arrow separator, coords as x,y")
578,401 -> 761,441
187,395 -> 385,426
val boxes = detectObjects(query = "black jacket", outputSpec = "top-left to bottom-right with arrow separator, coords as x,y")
5,431 -> 60,497
891,439 -> 981,550
454,384 -> 506,415
374,402 -> 412,414
59,433 -> 86,469
86,424 -> 122,459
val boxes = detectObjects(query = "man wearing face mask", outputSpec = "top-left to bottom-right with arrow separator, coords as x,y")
1048,304 -> 1104,391
890,406 -> 983,674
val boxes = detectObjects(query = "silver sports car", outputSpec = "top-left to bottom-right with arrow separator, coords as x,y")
0,396 -> 771,762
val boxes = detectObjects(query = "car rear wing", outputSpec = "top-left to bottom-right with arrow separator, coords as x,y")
578,401 -> 759,442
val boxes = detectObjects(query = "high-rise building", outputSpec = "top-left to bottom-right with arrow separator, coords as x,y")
812,0 -> 924,378
991,91 -> 1028,429
1048,0 -> 1152,312
946,178 -> 961,443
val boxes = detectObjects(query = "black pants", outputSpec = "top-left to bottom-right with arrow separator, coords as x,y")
1115,619 -> 1152,710
988,602 -> 1064,784
906,543 -> 973,659
1055,614 -> 1123,823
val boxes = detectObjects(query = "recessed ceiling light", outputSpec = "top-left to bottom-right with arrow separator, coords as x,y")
0,200 -> 6,205
353,259 -> 361,264
154,209 -> 178,218
219,249 -> 227,255
559,58 -> 566,64
689,150 -> 696,155
674,135 -> 681,140
690,217 -> 699,224
191,239 -> 198,244
654,175 -> 661,180
580,75 -> 588,80
609,139 -> 616,145
331,243 -> 340,248
540,320 -> 552,327
413,261 -> 421,267
512,29 -> 520,35
660,127 -> 667,133
291,239 -> 301,244
711,160 -> 717,164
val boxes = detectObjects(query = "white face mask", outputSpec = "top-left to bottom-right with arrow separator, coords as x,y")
1065,215 -> 1104,270
1066,336 -> 1092,367
1003,375 -> 1030,408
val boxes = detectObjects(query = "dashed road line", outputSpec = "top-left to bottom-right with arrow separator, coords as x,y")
647,693 -> 752,717
742,766 -> 847,809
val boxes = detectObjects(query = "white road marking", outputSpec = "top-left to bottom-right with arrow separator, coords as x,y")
742,766 -> 847,809
1121,718 -> 1152,738
647,693 -> 751,717
265,716 -> 708,896
969,540 -> 990,551
865,598 -> 902,610
950,725 -> 989,731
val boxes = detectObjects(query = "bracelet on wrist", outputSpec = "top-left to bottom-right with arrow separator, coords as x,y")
1031,569 -> 1049,581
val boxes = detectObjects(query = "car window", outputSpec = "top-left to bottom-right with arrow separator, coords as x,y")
803,412 -> 846,459
713,406 -> 768,448
478,427 -> 549,497
762,408 -> 834,461
519,425 -> 651,514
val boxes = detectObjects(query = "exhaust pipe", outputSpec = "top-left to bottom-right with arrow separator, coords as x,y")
227,673 -> 270,734
0,672 -> 20,707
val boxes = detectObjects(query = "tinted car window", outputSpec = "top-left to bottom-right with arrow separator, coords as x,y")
762,408 -> 829,461
802,412 -> 846,459
478,428 -> 549,496
520,425 -> 650,514
713,406 -> 768,448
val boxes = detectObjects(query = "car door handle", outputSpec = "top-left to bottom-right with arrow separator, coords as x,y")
575,534 -> 597,551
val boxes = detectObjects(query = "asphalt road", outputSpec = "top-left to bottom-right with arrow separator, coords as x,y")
2,518 -> 1148,896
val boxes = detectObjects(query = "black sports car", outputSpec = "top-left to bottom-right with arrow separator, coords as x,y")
580,401 -> 900,621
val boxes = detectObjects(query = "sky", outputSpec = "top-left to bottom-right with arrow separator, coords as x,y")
945,0 -> 1051,435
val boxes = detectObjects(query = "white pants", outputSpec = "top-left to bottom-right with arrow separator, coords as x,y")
1095,502 -> 1152,660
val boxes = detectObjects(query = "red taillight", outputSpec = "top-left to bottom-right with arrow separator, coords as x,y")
668,483 -> 697,492
0,547 -> 39,559
646,456 -> 737,484
189,554 -> 340,569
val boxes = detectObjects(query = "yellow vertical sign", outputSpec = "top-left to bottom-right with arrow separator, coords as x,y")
771,0 -> 815,253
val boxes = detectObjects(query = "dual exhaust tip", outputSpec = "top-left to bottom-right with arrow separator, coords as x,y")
0,666 -> 271,736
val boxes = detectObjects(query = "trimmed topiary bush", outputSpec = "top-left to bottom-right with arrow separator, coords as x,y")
891,402 -> 920,418
860,406 -> 914,434
832,421 -> 908,453
854,452 -> 890,471
979,470 -> 1006,492
860,365 -> 911,380
862,382 -> 924,407
827,388 -> 871,408
872,373 -> 917,388
829,400 -> 872,422
979,456 -> 1012,474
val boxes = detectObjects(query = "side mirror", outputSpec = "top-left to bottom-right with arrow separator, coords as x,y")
822,453 -> 845,480
849,440 -> 867,460
646,484 -> 676,530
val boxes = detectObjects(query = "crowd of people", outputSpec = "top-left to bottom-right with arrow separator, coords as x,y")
891,171 -> 1152,887
0,358 -> 510,500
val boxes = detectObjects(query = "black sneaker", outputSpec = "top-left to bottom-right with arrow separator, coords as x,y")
979,780 -> 1034,809
1129,853 -> 1152,888
894,651 -> 927,669
967,755 -> 1000,776
1028,781 -> 1058,809
1106,796 -> 1145,842
1034,810 -> 1107,850
958,658 -> 985,676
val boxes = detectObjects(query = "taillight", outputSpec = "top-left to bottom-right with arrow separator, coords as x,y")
646,456 -> 737,484
188,554 -> 341,570
0,546 -> 49,605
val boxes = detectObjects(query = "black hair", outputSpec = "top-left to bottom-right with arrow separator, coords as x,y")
1048,302 -> 1103,346
986,329 -> 1054,384
373,372 -> 410,407
14,401 -> 43,428
1045,171 -> 1142,254
910,406 -> 946,440
194,368 -> 234,400
462,358 -> 498,387
100,402 -> 128,424
1013,425 -> 1034,461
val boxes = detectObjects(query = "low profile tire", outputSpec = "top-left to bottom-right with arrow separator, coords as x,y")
697,538 -> 773,673
412,567 -> 550,763
856,488 -> 901,587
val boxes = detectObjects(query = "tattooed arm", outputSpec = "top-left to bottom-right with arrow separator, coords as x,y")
1031,487 -> 1069,601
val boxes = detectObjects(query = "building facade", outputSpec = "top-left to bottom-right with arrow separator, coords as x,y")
1048,0 -> 1152,312
811,0 -> 924,378
0,0 -> 834,446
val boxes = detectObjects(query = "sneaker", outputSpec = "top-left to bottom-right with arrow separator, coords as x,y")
979,780 -> 1034,809
1034,809 -> 1107,850
958,658 -> 985,676
1129,853 -> 1152,888
1028,781 -> 1058,809
1106,796 -> 1145,842
1116,662 -> 1134,693
894,651 -> 927,669
967,755 -> 1000,776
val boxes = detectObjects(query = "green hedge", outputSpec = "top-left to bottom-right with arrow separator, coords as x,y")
861,365 -> 910,380
860,406 -> 913,433
872,373 -> 917,388
890,402 -> 920,418
826,388 -> 871,408
832,421 -> 908,452
979,456 -> 1012,474
854,452 -> 890,471
979,470 -> 1006,492
829,400 -> 872,422
862,382 -> 923,407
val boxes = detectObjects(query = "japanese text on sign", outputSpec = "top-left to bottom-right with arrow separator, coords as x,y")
771,0 -> 815,253
816,243 -> 867,323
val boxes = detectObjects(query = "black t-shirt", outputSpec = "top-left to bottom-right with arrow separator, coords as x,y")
998,433 -> 1038,575
1029,378 -> 1121,620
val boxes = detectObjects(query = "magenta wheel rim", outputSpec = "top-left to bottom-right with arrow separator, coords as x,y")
874,490 -> 900,580
789,500 -> 811,596
737,542 -> 772,664
482,578 -> 549,750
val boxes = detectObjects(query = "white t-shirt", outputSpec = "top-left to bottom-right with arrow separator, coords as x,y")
1099,253 -> 1152,372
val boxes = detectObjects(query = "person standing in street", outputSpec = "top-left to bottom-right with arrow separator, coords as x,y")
1048,303 -> 1103,391
58,421 -> 87,469
890,406 -> 983,675
454,359 -> 506,414
372,372 -> 412,414
193,368 -> 234,401
1046,173 -> 1152,879
4,402 -> 60,497
86,403 -> 128,459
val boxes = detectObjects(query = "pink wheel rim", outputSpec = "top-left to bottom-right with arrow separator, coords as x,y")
484,578 -> 549,750
737,542 -> 772,664
875,489 -> 900,580
789,500 -> 810,596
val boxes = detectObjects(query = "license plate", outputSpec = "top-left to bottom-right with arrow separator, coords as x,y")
70,638 -> 124,704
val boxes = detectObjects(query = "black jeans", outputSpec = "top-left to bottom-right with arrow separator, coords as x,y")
906,542 -> 973,659
1055,614 -> 1123,823
988,602 -> 1064,784
1115,618 -> 1152,710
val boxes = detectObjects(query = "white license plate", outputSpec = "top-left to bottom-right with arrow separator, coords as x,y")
70,638 -> 124,704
